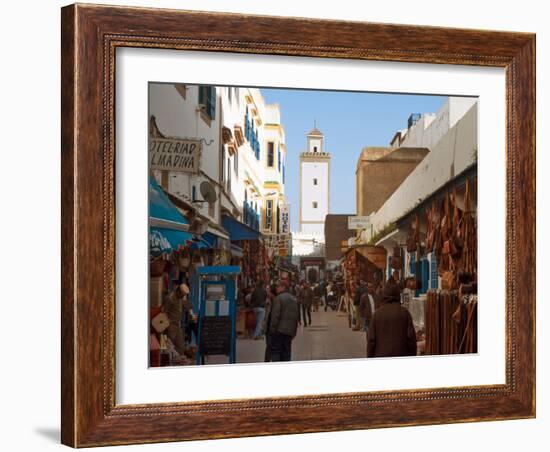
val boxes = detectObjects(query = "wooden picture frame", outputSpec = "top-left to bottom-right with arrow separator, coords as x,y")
61,3 -> 535,447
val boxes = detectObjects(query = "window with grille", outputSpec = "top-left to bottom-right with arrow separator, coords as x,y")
266,200 -> 273,230
267,142 -> 274,167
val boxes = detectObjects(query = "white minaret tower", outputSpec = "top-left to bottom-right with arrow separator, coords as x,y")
299,125 -> 331,234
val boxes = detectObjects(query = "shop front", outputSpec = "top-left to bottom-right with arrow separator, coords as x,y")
384,170 -> 478,356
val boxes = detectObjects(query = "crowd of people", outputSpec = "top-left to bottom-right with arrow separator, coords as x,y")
240,270 -> 417,362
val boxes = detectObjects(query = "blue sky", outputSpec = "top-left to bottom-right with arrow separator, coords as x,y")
261,88 -> 447,231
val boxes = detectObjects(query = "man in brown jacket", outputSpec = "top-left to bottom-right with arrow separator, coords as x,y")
367,283 -> 417,358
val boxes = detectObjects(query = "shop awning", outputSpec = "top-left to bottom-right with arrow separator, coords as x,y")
149,177 -> 193,256
222,215 -> 260,241
149,176 -> 190,232
190,236 -> 213,250
149,227 -> 193,256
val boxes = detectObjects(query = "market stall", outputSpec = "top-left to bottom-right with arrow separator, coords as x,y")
405,175 -> 478,355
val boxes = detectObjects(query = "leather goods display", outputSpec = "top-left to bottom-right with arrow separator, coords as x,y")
150,258 -> 167,277
425,290 -> 477,355
406,213 -> 420,252
390,255 -> 403,270
343,248 -> 381,298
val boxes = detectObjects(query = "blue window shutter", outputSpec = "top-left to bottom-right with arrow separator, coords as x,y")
421,259 -> 429,295
430,252 -> 438,289
207,87 -> 216,118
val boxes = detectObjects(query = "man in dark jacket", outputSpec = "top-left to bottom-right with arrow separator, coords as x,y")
269,280 -> 300,361
299,281 -> 313,326
352,280 -> 368,330
367,283 -> 417,358
250,280 -> 267,339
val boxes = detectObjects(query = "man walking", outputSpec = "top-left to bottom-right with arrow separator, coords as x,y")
367,283 -> 417,358
250,280 -> 267,339
352,280 -> 367,330
299,281 -> 313,327
268,280 -> 300,362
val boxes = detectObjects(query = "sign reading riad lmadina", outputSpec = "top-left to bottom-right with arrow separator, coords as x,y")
149,137 -> 201,173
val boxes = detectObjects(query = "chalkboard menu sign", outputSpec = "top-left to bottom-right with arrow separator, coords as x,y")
200,316 -> 232,355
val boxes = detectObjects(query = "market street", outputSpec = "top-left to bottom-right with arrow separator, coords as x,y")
205,308 -> 366,364
147,84 -> 479,367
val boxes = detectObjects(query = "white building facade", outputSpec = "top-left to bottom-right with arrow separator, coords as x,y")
149,83 -> 288,252
292,127 -> 331,262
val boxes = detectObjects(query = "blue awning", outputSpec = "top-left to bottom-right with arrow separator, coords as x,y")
222,215 -> 260,241
149,227 -> 193,256
149,176 -> 189,231
190,237 -> 211,250
149,177 -> 193,256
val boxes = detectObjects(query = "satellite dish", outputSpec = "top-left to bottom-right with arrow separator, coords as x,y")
200,181 -> 218,204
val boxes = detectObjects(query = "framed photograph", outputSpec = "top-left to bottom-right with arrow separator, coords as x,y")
61,3 -> 535,447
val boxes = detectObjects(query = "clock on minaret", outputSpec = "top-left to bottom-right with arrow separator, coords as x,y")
299,126 -> 331,234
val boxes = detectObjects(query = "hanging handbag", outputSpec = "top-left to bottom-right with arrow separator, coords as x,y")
406,236 -> 417,252
391,256 -> 402,270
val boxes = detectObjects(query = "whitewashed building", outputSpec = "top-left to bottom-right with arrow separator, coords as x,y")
353,98 -> 478,293
149,82 -> 288,253
149,83 -> 223,232
291,128 -> 331,280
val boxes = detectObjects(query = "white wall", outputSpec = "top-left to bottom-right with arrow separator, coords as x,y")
308,136 -> 323,152
300,160 -> 329,230
370,102 -> 477,234
399,97 -> 477,151
3,1 -> 547,452
149,83 -> 221,222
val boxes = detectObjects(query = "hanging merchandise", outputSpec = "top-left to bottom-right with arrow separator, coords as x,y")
460,178 -> 477,276
425,289 -> 477,355
178,249 -> 191,270
150,257 -> 167,277
151,312 -> 170,333
406,213 -> 419,252
391,246 -> 403,270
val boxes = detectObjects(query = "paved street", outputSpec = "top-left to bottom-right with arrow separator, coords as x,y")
222,308 -> 366,364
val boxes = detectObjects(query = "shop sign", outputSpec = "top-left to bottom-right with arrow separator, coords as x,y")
200,316 -> 232,356
150,229 -> 172,254
348,215 -> 371,230
277,233 -> 291,250
279,204 -> 290,234
149,137 -> 201,173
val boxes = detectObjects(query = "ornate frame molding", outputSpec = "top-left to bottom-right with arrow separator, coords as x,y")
61,4 -> 535,447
